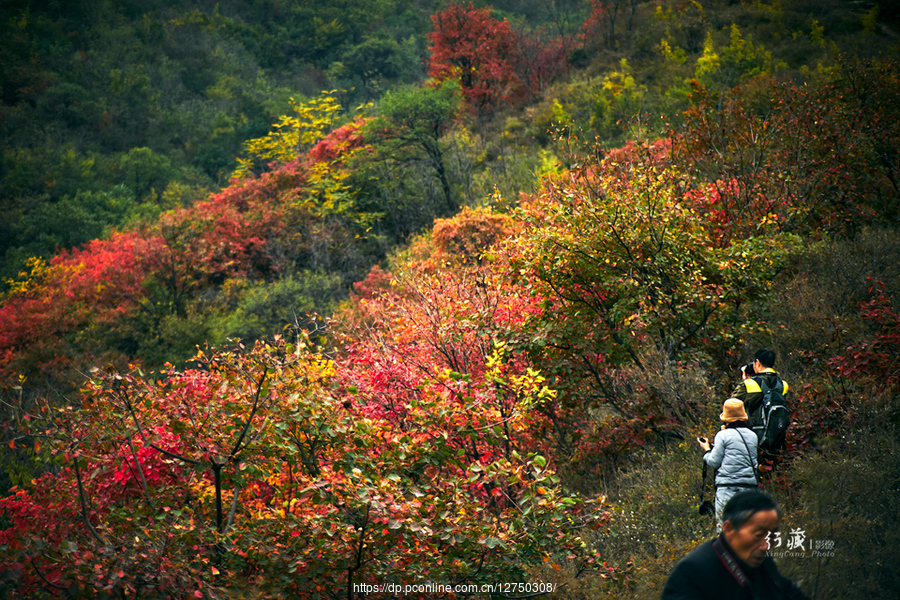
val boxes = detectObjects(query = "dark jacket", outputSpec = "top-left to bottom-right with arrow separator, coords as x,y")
731,369 -> 789,420
661,535 -> 809,600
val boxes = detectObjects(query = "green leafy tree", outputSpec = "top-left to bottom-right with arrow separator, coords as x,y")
208,273 -> 343,344
695,24 -> 778,91
118,148 -> 176,204
512,144 -> 802,423
365,80 -> 463,215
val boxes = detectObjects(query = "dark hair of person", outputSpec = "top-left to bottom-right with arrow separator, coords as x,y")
754,348 -> 776,368
725,420 -> 750,429
723,490 -> 781,530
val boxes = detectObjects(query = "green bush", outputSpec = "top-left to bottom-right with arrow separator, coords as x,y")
784,424 -> 900,599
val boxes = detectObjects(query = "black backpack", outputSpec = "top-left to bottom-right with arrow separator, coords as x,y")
751,376 -> 789,454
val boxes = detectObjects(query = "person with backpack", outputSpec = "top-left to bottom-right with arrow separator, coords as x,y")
697,399 -> 759,532
732,348 -> 790,455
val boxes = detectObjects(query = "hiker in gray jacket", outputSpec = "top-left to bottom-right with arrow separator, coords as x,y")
697,398 -> 758,531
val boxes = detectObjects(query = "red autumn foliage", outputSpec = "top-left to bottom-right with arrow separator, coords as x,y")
511,29 -> 572,98
2,336 -> 604,598
582,0 -> 610,46
159,159 -> 305,285
350,264 -> 393,301
829,280 -> 900,390
0,158 -> 312,395
337,206 -> 663,484
789,281 -> 900,458
428,2 -> 520,116
675,62 -> 900,243
427,2 -> 569,117
307,117 -> 371,166
1,48 -> 898,600
0,231 -> 163,381
430,206 -> 518,264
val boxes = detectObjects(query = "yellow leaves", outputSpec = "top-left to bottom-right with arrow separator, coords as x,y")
484,340 -> 507,372
316,356 -> 337,379
232,91 -> 344,179
4,256 -> 50,296
551,99 -> 570,125
601,59 -> 638,98
192,483 -> 218,501
169,9 -> 228,30
695,32 -> 721,82
659,38 -> 687,65
760,212 -> 781,225
304,159 -> 351,215
232,157 -> 255,180
485,341 -> 557,410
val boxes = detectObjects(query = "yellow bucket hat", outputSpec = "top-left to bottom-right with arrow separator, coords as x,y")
720,398 -> 748,422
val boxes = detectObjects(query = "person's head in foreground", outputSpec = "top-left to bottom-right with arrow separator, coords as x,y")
721,489 -> 780,568
661,489 -> 809,599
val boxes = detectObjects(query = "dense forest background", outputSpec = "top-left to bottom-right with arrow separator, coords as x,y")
1,0 -> 899,598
